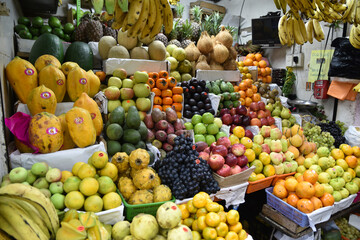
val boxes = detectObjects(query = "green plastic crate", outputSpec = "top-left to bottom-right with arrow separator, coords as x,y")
119,192 -> 176,221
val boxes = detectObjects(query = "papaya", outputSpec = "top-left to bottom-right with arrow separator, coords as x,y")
14,137 -> 34,153
67,66 -> 90,102
5,56 -> 38,103
65,107 -> 96,148
73,93 -> 103,136
27,85 -> 57,116
58,114 -> 76,150
86,70 -> 101,98
34,54 -> 61,72
61,62 -> 79,75
39,65 -> 67,102
28,112 -> 63,153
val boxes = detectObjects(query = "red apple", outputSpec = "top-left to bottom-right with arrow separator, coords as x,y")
221,113 -> 233,125
208,154 -> 225,171
258,101 -> 266,110
260,118 -> 268,126
230,124 -> 237,133
195,141 -> 208,152
216,164 -> 231,177
250,118 -> 261,127
231,143 -> 246,156
237,155 -> 249,167
248,111 -> 257,119
230,107 -> 237,116
216,137 -> 231,149
257,110 -> 266,119
264,109 -> 271,117
199,152 -> 210,161
211,145 -> 228,157
245,129 -> 254,139
233,114 -> 241,125
220,108 -> 230,117
230,165 -> 242,175
203,147 -> 211,154
236,105 -> 247,115
225,153 -> 238,167
242,116 -> 251,126
210,142 -> 217,151
242,165 -> 249,171
250,102 -> 259,111
261,144 -> 271,154
266,116 -> 275,125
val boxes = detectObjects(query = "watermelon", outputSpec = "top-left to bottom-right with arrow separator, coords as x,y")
29,33 -> 64,64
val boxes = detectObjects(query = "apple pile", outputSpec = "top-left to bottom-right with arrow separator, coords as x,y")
247,101 -> 276,128
197,136 -> 250,177
267,101 -> 297,128
144,107 -> 187,157
219,105 -> 251,132
1,162 -> 67,210
104,68 -> 152,116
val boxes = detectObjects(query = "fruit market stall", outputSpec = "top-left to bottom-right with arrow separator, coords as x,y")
1,0 -> 360,239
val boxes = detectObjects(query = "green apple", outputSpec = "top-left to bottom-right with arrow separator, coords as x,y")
194,134 -> 205,143
50,193 -> 65,210
312,154 -> 319,164
318,157 -> 331,170
332,191 -> 343,202
166,57 -> 178,70
191,114 -> 202,125
216,132 -> 227,140
1,174 -> 11,187
322,183 -> 334,194
342,172 -> 352,183
40,188 -> 51,198
304,158 -> 313,169
206,123 -> 219,135
194,123 -> 206,135
339,187 -> 349,199
333,165 -> 344,177
213,118 -> 222,128
205,135 -> 216,146
317,146 -> 330,158
63,176 -> 81,193
108,100 -> 122,112
122,78 -> 134,88
330,178 -> 343,191
9,167 -> 28,183
31,162 -> 49,177
108,76 -> 122,88
25,170 -> 37,184
309,164 -> 322,175
352,177 -> 360,188
133,83 -> 150,98
49,182 -> 64,194
354,165 -> 360,177
326,168 -> 338,178
202,112 -> 214,124
250,160 -> 263,174
318,172 -> 331,184
133,71 -> 149,84
136,98 -> 151,112
97,176 -> 116,195
184,122 -> 193,130
274,163 -> 285,175
33,177 -> 49,189
112,68 -> 127,79
45,168 -> 62,183
297,165 -> 306,174
345,182 -> 359,194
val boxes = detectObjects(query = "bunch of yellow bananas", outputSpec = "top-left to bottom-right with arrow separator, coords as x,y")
111,0 -> 173,39
169,0 -> 179,6
350,24 -> 360,49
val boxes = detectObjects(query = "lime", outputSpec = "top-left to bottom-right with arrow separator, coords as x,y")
63,23 -> 75,34
19,30 -> 32,39
40,25 -> 52,34
32,16 -> 43,28
14,24 -> 29,34
52,28 -> 64,39
63,34 -> 71,42
32,36 -> 38,40
49,16 -> 61,28
18,16 -> 30,26
29,27 -> 40,37
71,8 -> 76,17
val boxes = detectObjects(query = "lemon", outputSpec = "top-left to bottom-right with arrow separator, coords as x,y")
79,177 -> 99,196
65,191 -> 84,210
102,192 -> 122,210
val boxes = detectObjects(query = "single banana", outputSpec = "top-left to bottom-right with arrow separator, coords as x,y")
306,19 -> 314,44
121,13 -> 129,31
0,214 -> 22,240
286,15 -> 295,46
355,0 -> 360,25
273,0 -> 281,9
279,0 -> 287,14
342,0 -> 355,20
328,7 -> 343,20
146,0 -> 157,29
114,0 -> 124,22
161,0 -> 173,34
105,0 -> 116,14
127,0 -> 143,27
331,2 -> 347,13
0,184 -> 59,236
128,0 -> 149,37
298,17 -> 308,42
353,83 -> 360,92
91,0 -> 104,14
293,17 -> 305,45
278,14 -> 288,45
313,19 -> 324,41
149,0 -> 164,38
346,0 -> 356,23
350,26 -> 360,48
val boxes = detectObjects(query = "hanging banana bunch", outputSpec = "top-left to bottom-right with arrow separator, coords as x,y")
350,24 -> 360,49
109,0 -> 173,38
273,0 -> 360,24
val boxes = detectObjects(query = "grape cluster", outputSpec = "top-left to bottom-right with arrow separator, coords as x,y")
318,121 -> 345,148
155,135 -> 220,200
335,120 -> 348,135
335,218 -> 360,240
303,122 -> 335,149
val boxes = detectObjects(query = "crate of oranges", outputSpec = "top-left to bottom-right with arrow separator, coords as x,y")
148,71 -> 183,118
233,78 -> 262,107
238,53 -> 272,83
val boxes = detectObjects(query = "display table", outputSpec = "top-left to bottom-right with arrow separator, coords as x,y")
259,202 -> 360,239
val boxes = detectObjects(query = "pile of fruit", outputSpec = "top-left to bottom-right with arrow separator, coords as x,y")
247,101 -> 277,128
104,69 -> 152,115
149,71 -> 183,116
318,121 -> 346,148
116,149 -> 173,205
155,135 -> 220,199
272,169 -> 335,214
166,44 -> 193,81
181,79 -> 215,118
219,106 -> 251,131
184,112 -> 226,145
238,53 -> 272,83
335,217 -> 360,240
267,101 -> 297,128
144,107 -> 186,154
178,192 -> 248,240
106,105 -> 149,156
235,78 -> 262,107
57,210 -> 111,240
206,79 -> 240,110
15,16 -> 75,41
303,122 -> 336,149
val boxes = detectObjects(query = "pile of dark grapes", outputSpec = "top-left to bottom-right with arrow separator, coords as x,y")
318,121 -> 346,148
155,135 -> 220,200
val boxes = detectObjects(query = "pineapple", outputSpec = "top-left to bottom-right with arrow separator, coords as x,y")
85,16 -> 103,42
103,24 -> 117,39
180,20 -> 193,49
173,3 -> 185,29
190,5 -> 202,41
74,14 -> 91,42
155,33 -> 168,46
167,20 -> 181,47
201,11 -> 224,36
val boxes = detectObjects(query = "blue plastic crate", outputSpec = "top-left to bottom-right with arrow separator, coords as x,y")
265,187 -> 309,227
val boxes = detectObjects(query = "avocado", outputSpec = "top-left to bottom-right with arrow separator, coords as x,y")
138,122 -> 148,141
233,100 -> 240,108
227,82 -> 234,93
212,85 -> 220,95
125,106 -> 141,129
220,81 -> 229,93
107,140 -> 121,156
230,92 -> 238,101
134,140 -> 146,149
122,129 -> 141,144
121,143 -> 136,155
223,92 -> 231,101
205,81 -> 212,92
108,106 -> 125,126
106,123 -> 123,140
224,100 -> 233,109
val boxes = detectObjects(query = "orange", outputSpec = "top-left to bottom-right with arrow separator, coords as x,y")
179,204 -> 190,219
237,61 -> 244,67
255,53 -> 262,61
284,177 -> 298,192
225,231 -> 239,240
244,149 -> 255,162
303,169 -> 318,184
263,165 -> 275,177
296,174 -> 304,183
245,73 -> 252,79
203,227 -> 218,240
183,218 -> 194,228
218,211 -> 227,223
239,82 -> 247,91
331,148 -> 344,160
233,126 -> 245,139
245,97 -> 252,107
260,68 -> 267,77
296,181 -> 315,199
61,170 -> 73,183
216,222 -> 229,237
245,88 -> 253,97
246,53 -> 255,60
352,146 -> 360,157
226,210 -> 240,226
197,215 -> 207,230
340,144 -> 353,156
239,90 -> 246,99
228,222 -> 242,233
297,199 -> 314,213
238,229 -> 248,240
258,60 -> 267,68
251,85 -> 258,93
256,173 -> 266,180
345,155 -> 358,168
196,207 -> 208,218
186,200 -> 198,213
239,98 -> 245,105
314,182 -> 325,198
252,93 -> 261,102
240,137 -> 253,149
205,212 -> 221,227
287,193 -> 299,207
243,58 -> 253,66
310,196 -> 323,210
242,67 -> 249,74
95,71 -> 106,82
320,192 -> 335,206
273,184 -> 288,199
253,61 -> 259,67
265,67 -> 272,75
275,179 -> 286,187
243,79 -> 253,87
206,201 -> 221,213
192,219 -> 199,231
265,75 -> 272,83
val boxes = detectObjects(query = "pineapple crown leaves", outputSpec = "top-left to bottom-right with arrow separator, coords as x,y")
168,19 -> 180,39
175,3 -> 184,18
180,20 -> 193,40
190,5 -> 203,23
201,11 -> 224,36
224,25 -> 238,39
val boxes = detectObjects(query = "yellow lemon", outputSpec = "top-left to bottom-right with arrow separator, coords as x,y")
79,177 -> 99,196
65,191 -> 84,210
102,192 -> 122,210
84,195 -> 103,212
72,162 -> 85,176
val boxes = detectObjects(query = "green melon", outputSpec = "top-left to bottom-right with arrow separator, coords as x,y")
29,33 -> 64,64
64,41 -> 93,71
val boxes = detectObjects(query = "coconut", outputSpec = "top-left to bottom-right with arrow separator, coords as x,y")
223,58 -> 237,70
197,31 -> 213,55
148,40 -> 166,61
196,55 -> 211,70
118,30 -> 138,50
184,42 -> 200,62
98,36 -> 117,60
213,41 -> 229,64
215,26 -> 233,49
108,45 -> 130,59
210,60 -> 224,70
130,47 -> 149,59
229,46 -> 237,60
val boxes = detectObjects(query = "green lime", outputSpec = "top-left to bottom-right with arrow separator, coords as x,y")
40,25 -> 52,34
29,27 -> 40,37
14,24 -> 29,34
49,16 -> 61,28
52,28 -> 64,39
19,30 -> 32,39
63,23 -> 75,34
71,8 -> 76,17
32,36 -> 38,40
32,17 -> 43,28
63,34 -> 71,42
18,17 -> 30,27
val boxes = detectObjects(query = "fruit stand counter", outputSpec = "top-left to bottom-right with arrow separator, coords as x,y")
259,201 -> 360,239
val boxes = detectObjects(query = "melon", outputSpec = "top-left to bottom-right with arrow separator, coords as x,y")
148,41 -> 166,61
64,41 -> 93,71
108,45 -> 130,59
98,36 -> 117,60
130,47 -> 149,60
117,31 -> 138,50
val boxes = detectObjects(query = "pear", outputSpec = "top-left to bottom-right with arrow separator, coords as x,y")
280,108 -> 291,119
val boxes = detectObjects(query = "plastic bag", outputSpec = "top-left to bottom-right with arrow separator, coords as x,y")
344,126 -> 360,146
328,38 -> 360,80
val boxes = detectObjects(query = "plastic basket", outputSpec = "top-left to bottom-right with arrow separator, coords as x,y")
265,187 -> 309,227
246,175 -> 275,194
271,172 -> 296,186
119,192 -> 176,221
